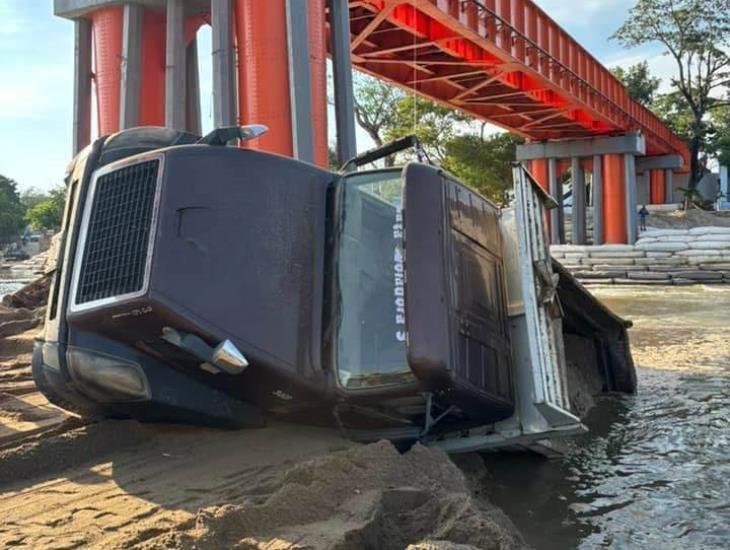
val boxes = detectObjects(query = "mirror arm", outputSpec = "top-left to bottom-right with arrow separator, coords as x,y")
339,135 -> 421,172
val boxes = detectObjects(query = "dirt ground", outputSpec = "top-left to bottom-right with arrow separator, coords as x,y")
0,279 -> 526,550
0,389 -> 526,549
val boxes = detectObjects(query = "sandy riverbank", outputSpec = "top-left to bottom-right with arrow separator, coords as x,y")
0,274 -> 528,549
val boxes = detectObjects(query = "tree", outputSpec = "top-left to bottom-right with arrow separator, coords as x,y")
26,186 -> 66,232
442,132 -> 523,205
354,74 -> 404,165
611,62 -> 662,106
20,187 -> 49,211
352,76 -> 520,203
613,0 -> 730,187
353,73 -> 468,165
706,102 -> 730,168
0,176 -> 27,244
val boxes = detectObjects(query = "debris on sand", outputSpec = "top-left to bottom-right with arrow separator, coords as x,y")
137,441 -> 527,550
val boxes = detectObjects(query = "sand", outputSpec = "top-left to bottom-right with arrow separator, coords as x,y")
0,419 -> 527,549
0,276 -> 529,550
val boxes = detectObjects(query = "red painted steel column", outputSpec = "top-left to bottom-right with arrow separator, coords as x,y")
603,154 -> 627,244
649,169 -> 666,204
530,158 -> 552,236
530,159 -> 550,191
91,7 -> 123,136
308,0 -> 328,168
139,9 -> 166,127
235,0 -> 293,157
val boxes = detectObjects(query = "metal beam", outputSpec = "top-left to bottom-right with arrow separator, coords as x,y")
592,155 -> 604,245
571,157 -> 586,244
285,0 -> 314,163
165,0 -> 186,130
548,157 -> 561,244
516,133 -> 646,161
72,17 -> 92,154
635,154 -> 684,172
55,0 -> 212,19
664,169 -> 674,204
120,3 -> 143,129
185,38 -> 202,135
624,154 -> 638,244
329,0 -> 357,165
211,0 -> 237,128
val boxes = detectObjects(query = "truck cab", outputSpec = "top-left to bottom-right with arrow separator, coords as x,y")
33,126 -> 635,451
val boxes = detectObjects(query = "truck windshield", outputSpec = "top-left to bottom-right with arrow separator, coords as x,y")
335,169 -> 414,390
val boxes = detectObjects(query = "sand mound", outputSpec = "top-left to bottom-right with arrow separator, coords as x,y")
136,441 -> 526,550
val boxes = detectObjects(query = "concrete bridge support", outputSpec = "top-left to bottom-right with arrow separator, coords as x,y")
636,155 -> 684,206
517,133 -> 647,245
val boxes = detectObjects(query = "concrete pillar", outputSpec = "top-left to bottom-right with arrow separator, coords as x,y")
571,157 -> 586,245
664,169 -> 673,204
285,0 -> 314,163
72,18 -> 92,154
329,0 -> 357,166
185,39 -> 202,135
548,157 -> 561,244
165,0 -> 186,130
120,3 -> 143,129
625,154 -> 638,244
603,154 -> 627,244
592,154 -> 603,245
211,0 -> 237,128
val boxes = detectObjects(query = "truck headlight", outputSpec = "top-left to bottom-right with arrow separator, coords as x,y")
66,347 -> 150,402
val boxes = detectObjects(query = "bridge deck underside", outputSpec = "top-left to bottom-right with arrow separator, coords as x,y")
344,0 -> 688,163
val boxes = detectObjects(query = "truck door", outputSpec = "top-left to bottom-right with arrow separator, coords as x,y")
402,163 -> 515,423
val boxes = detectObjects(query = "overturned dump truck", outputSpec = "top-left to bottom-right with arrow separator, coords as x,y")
33,126 -> 636,453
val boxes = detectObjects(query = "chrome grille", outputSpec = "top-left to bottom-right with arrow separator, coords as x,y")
75,159 -> 159,305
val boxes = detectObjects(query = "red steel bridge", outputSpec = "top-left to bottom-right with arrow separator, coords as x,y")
346,0 -> 688,163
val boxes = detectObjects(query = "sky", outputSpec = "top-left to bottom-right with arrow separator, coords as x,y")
0,0 -> 674,193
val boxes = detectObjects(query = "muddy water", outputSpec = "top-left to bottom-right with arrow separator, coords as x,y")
482,285 -> 730,549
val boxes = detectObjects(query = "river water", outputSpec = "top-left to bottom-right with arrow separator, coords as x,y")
483,285 -> 730,549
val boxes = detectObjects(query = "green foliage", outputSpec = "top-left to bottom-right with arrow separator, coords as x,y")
354,74 -> 405,152
612,0 -> 730,185
442,133 -> 523,205
382,94 -> 469,162
0,175 -> 27,244
26,186 -> 66,231
708,104 -> 730,167
352,74 -> 518,202
20,187 -> 49,211
611,62 -> 661,106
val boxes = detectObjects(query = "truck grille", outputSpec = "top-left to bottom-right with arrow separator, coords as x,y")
76,159 -> 159,305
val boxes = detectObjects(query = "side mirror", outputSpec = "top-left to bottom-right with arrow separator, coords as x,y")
197,124 -> 269,146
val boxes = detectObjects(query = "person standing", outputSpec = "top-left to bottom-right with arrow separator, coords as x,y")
638,205 -> 649,232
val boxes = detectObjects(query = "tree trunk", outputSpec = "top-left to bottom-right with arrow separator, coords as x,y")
688,135 -> 700,189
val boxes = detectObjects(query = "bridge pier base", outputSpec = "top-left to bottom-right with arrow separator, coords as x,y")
636,155 -> 684,205
517,134 -> 649,245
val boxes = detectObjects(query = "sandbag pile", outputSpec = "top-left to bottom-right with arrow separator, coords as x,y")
551,226 -> 730,285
